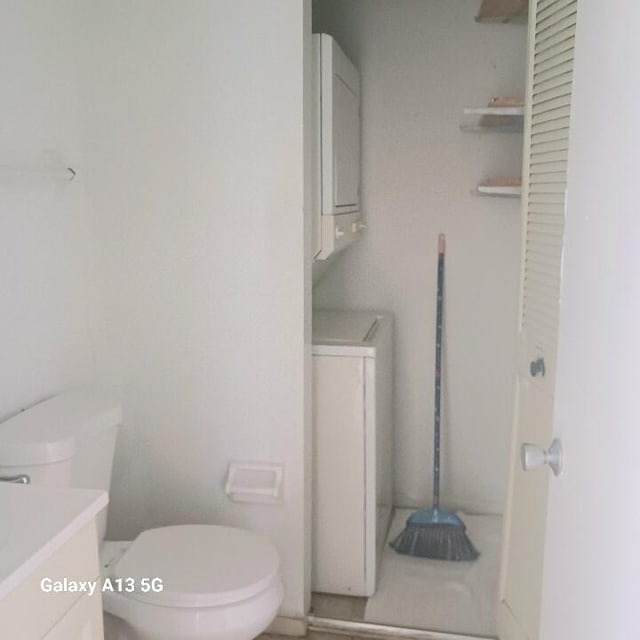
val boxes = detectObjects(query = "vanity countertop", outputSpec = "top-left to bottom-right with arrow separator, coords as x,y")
0,483 -> 107,599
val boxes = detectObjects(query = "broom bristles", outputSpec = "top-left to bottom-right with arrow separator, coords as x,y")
390,522 -> 479,562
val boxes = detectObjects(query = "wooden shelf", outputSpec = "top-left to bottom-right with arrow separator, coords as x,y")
464,97 -> 524,117
476,0 -> 528,23
461,120 -> 523,133
487,96 -> 524,108
464,106 -> 524,116
461,96 -> 524,132
463,97 -> 524,196
474,177 -> 522,198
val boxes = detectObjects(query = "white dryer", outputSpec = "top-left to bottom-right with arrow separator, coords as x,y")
312,309 -> 393,597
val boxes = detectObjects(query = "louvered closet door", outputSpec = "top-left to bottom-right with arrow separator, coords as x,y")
524,0 -> 576,390
497,2 -> 577,640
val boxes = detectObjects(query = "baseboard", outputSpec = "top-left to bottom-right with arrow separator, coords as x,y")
266,615 -> 308,637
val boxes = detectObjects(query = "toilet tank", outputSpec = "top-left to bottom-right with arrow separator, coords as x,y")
0,391 -> 122,539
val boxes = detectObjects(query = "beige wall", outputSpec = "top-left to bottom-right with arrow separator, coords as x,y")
75,0 -> 311,617
0,2 -> 99,421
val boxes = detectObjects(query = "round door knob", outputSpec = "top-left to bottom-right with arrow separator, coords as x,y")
521,443 -> 546,471
521,438 -> 563,476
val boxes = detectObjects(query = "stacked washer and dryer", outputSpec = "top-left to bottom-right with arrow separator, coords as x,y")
310,33 -> 393,600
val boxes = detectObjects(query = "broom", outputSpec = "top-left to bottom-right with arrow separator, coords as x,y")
390,234 -> 479,561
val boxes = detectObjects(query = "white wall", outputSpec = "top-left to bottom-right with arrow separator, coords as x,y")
0,2 -> 98,420
540,2 -> 640,637
72,1 -> 311,618
313,0 -> 526,514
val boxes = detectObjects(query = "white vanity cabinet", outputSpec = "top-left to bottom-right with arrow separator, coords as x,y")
44,586 -> 103,640
0,484 -> 107,640
13,522 -> 104,640
313,33 -> 363,262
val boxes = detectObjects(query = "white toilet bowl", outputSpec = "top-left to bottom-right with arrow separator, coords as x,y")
101,525 -> 284,640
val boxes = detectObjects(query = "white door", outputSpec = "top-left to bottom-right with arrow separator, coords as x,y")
497,1 -> 577,637
320,33 -> 360,215
538,1 -> 640,637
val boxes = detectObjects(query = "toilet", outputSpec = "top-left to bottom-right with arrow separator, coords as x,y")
0,391 -> 284,640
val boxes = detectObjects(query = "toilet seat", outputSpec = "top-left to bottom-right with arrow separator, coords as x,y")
109,524 -> 280,609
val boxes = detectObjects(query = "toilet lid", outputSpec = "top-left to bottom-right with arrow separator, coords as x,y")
112,525 -> 280,608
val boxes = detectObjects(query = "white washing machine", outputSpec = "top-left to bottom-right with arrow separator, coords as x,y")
312,309 -> 393,597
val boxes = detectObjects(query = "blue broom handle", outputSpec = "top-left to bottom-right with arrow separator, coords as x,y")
433,234 -> 445,509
